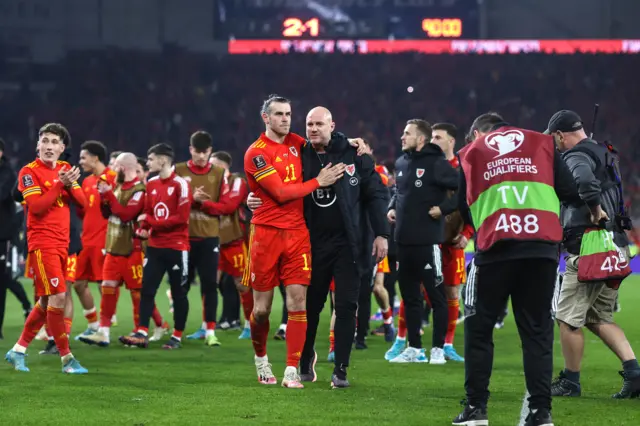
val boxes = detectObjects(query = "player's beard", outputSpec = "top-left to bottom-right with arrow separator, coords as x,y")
117,170 -> 125,184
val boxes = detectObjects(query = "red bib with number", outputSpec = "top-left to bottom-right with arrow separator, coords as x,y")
577,228 -> 630,288
459,126 -> 563,252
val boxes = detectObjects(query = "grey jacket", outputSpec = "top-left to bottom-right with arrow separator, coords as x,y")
561,142 -> 629,251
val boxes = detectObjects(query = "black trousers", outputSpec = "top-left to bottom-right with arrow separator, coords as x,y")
397,244 -> 447,349
303,243 -> 360,368
219,272 -> 240,323
383,253 -> 398,306
356,266 -> 374,341
464,258 -> 556,410
140,246 -> 189,331
185,238 -> 220,324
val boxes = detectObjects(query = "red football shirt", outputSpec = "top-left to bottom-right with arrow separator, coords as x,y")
18,159 -> 86,251
80,168 -> 117,248
375,164 -> 390,186
244,132 -> 319,230
141,172 -> 191,251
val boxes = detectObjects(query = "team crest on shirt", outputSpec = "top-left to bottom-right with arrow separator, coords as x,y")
51,278 -> 59,288
416,168 -> 425,178
168,187 -> 174,196
345,164 -> 356,176
289,146 -> 298,157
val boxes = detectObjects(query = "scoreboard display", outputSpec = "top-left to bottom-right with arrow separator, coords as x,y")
215,0 -> 479,40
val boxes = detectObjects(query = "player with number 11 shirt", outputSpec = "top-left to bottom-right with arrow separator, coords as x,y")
243,94 -> 345,388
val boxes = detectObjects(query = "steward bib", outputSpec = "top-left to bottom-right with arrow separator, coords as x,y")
458,126 -> 563,252
577,228 -> 631,288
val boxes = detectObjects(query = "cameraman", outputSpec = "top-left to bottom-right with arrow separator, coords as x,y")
548,110 -> 640,399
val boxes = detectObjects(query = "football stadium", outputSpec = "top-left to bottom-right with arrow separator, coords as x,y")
1,1 -> 640,425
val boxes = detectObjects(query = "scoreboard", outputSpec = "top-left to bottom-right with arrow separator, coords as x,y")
215,0 -> 480,40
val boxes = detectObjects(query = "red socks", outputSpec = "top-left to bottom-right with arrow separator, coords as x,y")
84,307 -> 98,324
397,301 -> 407,339
206,322 -> 216,331
286,311 -> 307,368
329,330 -> 335,352
47,306 -> 71,357
152,305 -> 164,327
99,286 -> 119,327
64,317 -> 73,335
445,298 -> 460,345
130,289 -> 141,329
250,312 -> 269,358
18,303 -> 47,347
240,290 -> 254,322
382,307 -> 393,325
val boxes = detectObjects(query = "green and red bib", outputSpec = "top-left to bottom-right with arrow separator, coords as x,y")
577,228 -> 631,287
459,126 -> 562,252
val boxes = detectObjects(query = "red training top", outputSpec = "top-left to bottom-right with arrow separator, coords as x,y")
140,172 -> 191,251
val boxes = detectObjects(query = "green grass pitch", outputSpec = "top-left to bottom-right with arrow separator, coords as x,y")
1,277 -> 639,425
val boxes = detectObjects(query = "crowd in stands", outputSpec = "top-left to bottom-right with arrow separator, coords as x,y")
1,49 -> 639,222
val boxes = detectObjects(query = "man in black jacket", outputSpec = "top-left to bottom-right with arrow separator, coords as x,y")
299,107 -> 389,388
0,138 -> 17,339
388,119 -> 458,364
247,107 -> 389,388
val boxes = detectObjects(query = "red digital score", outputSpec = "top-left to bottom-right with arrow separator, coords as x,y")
421,18 -> 463,38
282,17 -> 320,38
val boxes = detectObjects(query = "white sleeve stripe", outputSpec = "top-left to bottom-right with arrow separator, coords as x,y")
174,176 -> 189,198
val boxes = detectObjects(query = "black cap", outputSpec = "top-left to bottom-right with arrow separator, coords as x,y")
544,110 -> 584,134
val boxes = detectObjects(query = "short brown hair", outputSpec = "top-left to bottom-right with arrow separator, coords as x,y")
467,112 -> 504,142
406,119 -> 432,140
261,94 -> 291,115
212,151 -> 232,168
39,123 -> 71,147
432,123 -> 458,139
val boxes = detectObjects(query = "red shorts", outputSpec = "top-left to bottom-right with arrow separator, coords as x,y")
377,256 -> 390,274
28,248 -> 68,297
77,246 -> 106,282
441,245 -> 466,286
66,254 -> 78,282
103,252 -> 144,290
26,252 -> 76,283
243,225 -> 311,292
220,240 -> 247,278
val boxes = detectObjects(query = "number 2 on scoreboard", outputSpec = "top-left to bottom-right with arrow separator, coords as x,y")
282,17 -> 320,37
